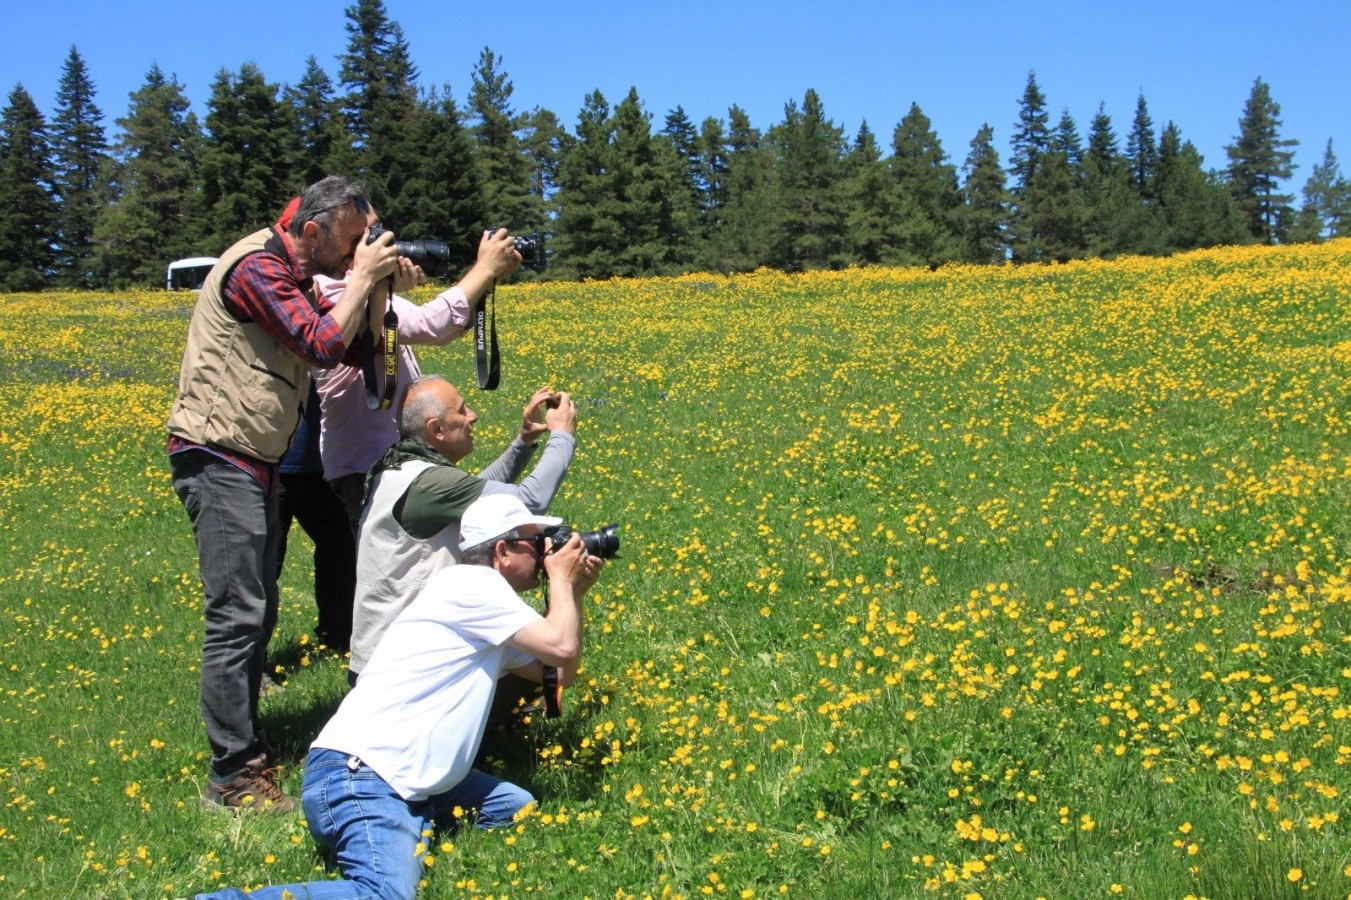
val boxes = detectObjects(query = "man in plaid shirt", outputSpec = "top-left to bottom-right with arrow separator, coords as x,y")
167,176 -> 410,811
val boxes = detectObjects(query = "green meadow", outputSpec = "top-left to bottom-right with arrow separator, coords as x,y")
0,242 -> 1347,898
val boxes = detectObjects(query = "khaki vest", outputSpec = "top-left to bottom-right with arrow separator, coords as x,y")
166,228 -> 318,463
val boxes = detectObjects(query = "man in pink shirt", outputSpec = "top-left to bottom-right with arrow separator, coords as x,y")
313,224 -> 524,528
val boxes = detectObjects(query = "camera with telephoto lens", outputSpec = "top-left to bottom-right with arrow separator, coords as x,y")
366,225 -> 452,279
545,523 -> 621,559
487,227 -> 543,267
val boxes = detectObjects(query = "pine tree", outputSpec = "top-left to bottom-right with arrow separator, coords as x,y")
1125,93 -> 1157,199
1008,72 -> 1050,196
698,115 -> 729,238
887,102 -> 962,266
93,64 -> 205,286
1051,109 -> 1083,170
201,63 -> 293,246
520,105 -> 569,240
1156,121 -> 1247,251
662,106 -> 703,190
1007,71 -> 1051,261
842,120 -> 890,265
657,105 -> 706,268
1023,148 -> 1089,262
284,57 -> 348,190
338,0 -> 419,221
400,85 -> 486,271
552,90 -> 619,279
959,124 -> 1009,264
469,48 -> 536,234
713,104 -> 776,272
0,84 -> 58,290
1293,139 -> 1350,240
1225,77 -> 1297,244
769,89 -> 847,269
50,46 -> 108,288
610,87 -> 670,275
1082,103 -> 1151,256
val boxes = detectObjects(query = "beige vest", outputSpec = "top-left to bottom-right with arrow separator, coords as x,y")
166,228 -> 318,463
349,459 -> 462,673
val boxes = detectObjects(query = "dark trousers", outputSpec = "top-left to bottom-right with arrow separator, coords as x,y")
277,471 -> 357,651
329,472 -> 367,538
171,450 -> 278,776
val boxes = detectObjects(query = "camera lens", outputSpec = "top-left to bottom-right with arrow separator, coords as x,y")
545,523 -> 621,560
397,239 -> 451,279
581,524 -> 620,559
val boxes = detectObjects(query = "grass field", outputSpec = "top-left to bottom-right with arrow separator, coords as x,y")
0,242 -> 1348,898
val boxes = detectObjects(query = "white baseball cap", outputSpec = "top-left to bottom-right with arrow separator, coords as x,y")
459,493 -> 562,552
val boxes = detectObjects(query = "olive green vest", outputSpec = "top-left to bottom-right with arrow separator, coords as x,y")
165,228 -> 318,464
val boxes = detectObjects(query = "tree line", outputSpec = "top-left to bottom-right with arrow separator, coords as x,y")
1,0 -> 1348,291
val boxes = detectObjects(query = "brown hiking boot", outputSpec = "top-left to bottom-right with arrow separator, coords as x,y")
203,754 -> 297,813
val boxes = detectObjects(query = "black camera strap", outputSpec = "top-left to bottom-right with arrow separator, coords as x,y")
541,665 -> 562,718
474,279 -> 501,391
536,567 -> 563,718
361,278 -> 399,410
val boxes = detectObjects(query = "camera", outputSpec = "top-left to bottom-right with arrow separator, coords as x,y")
487,227 -> 543,267
367,225 -> 452,279
545,523 -> 620,559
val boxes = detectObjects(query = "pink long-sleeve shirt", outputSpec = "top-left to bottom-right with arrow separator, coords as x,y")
311,276 -> 472,480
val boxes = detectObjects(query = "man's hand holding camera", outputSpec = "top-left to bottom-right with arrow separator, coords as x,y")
480,228 -> 524,281
519,387 -> 577,445
353,224 -> 401,284
544,531 -> 605,598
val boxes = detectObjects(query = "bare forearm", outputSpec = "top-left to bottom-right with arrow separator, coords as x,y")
455,261 -> 501,307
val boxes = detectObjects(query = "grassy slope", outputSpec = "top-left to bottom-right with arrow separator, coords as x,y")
0,241 -> 1347,898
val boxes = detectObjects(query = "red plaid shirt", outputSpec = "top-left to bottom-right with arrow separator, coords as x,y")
222,227 -> 352,368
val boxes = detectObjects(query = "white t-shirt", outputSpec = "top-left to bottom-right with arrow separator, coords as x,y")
313,565 -> 540,800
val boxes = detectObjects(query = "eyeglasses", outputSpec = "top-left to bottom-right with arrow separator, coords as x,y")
506,536 -> 546,560
505,536 -> 547,572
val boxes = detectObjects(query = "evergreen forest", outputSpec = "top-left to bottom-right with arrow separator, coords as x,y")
1,0 -> 1348,291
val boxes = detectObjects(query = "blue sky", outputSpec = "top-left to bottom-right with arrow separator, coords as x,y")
6,1 -> 1348,188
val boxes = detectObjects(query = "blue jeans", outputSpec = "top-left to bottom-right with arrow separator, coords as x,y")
195,748 -> 535,900
171,450 -> 280,776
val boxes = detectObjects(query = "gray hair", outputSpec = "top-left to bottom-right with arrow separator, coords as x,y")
459,527 -> 525,567
397,374 -> 451,439
288,175 -> 371,238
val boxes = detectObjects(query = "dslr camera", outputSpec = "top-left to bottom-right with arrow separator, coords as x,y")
545,523 -> 620,559
488,227 -> 544,268
366,225 -> 452,279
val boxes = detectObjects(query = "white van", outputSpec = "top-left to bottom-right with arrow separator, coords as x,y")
166,257 -> 219,291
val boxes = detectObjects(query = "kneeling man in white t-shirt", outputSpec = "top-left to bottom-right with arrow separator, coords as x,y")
195,493 -> 604,900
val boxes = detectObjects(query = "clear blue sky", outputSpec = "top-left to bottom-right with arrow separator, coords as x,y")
7,1 -> 1348,187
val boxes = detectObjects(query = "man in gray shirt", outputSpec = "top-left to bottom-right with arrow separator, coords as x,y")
350,374 -> 577,682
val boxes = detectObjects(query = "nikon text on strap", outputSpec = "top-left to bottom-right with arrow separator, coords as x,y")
474,279 -> 501,391
361,280 -> 399,410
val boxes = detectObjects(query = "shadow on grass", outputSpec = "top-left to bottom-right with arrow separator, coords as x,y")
257,635 -> 351,765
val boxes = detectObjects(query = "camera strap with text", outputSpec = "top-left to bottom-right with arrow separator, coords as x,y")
474,279 -> 501,391
361,278 -> 399,410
